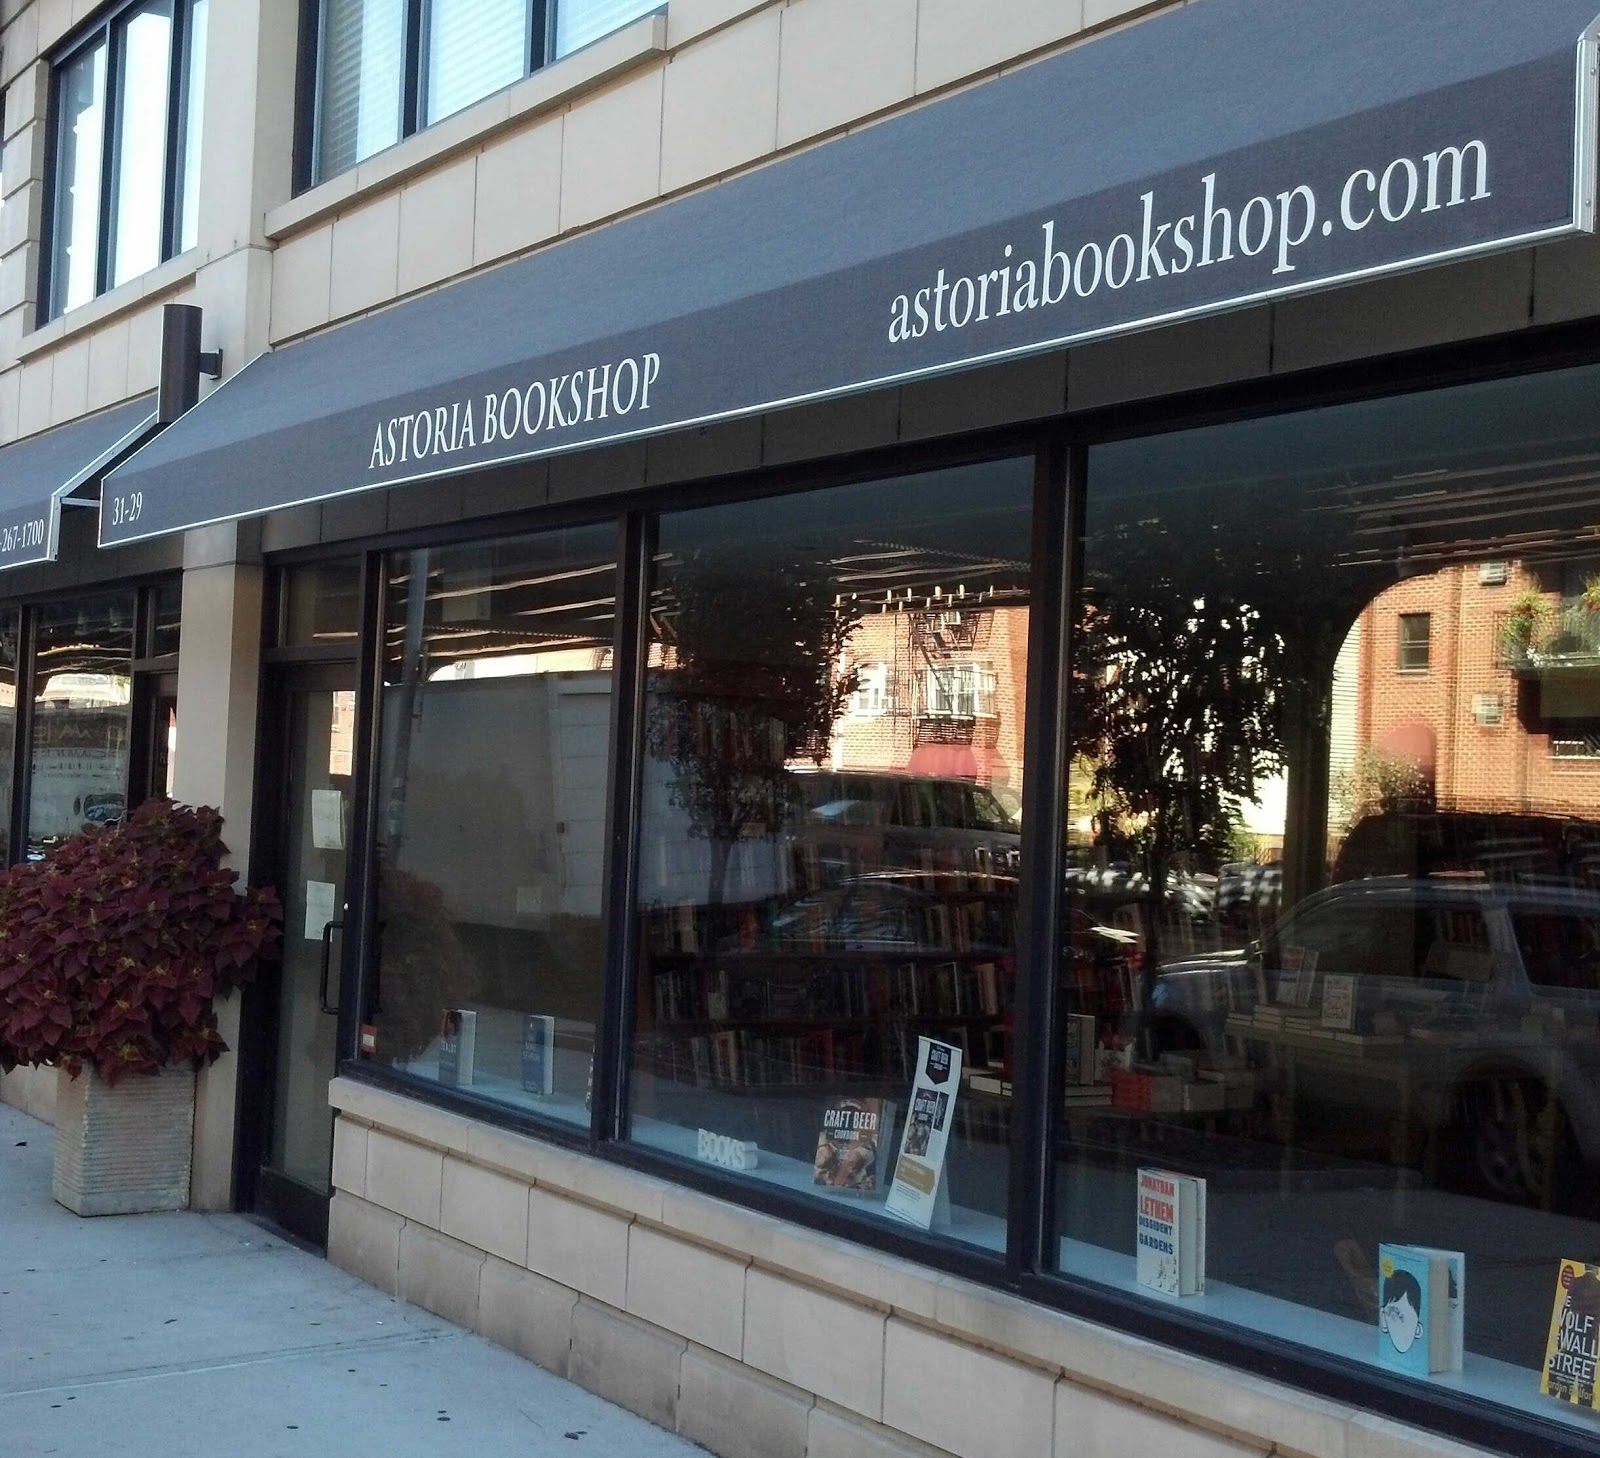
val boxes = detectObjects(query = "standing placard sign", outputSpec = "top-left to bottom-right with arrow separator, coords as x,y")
886,1037 -> 964,1230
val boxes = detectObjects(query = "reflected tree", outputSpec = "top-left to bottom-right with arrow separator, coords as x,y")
647,551 -> 864,909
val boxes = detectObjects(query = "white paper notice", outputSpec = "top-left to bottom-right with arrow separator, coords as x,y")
885,1036 -> 963,1230
304,880 -> 337,941
311,789 -> 345,850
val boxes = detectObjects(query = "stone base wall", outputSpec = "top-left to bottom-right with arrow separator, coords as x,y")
328,1078 -> 1492,1458
0,1064 -> 58,1125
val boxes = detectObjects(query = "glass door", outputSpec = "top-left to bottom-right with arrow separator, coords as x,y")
252,663 -> 357,1245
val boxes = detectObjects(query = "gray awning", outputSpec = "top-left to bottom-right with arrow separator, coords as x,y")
103,0 -> 1600,546
0,396 -> 157,568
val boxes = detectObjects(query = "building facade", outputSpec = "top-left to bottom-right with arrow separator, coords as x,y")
3,2 -> 1600,1457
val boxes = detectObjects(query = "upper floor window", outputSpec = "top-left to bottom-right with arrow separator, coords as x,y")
45,0 -> 208,321
1397,612 -> 1431,672
309,0 -> 660,186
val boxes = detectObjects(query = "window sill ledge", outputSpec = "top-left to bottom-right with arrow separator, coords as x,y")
16,248 -> 203,362
264,10 -> 668,244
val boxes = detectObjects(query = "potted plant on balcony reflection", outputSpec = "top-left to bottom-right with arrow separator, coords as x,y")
0,801 -> 280,1215
1501,589 -> 1554,669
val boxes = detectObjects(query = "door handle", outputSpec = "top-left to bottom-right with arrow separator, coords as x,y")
319,919 -> 345,1015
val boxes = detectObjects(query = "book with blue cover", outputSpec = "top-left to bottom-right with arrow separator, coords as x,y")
1378,1243 -> 1463,1376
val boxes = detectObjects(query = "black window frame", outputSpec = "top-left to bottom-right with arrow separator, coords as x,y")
38,0 -> 206,325
312,316 -> 1600,1458
1398,609 -> 1432,671
2,579 -> 180,864
299,0 -> 553,192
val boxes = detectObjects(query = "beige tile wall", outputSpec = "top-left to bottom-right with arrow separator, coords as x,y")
329,1077 -> 1499,1458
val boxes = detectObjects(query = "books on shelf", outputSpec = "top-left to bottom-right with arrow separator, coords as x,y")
1541,1259 -> 1600,1409
521,1014 -> 556,1097
1320,972 -> 1357,1031
1378,1244 -> 1464,1377
438,1009 -> 476,1087
1136,1168 -> 1206,1297
1062,1083 -> 1112,1108
1276,946 -> 1319,1007
1109,1068 -> 1184,1113
1063,1013 -> 1097,1085
812,1097 -> 895,1192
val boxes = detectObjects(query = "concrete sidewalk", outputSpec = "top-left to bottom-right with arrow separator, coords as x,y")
0,1103 -> 702,1458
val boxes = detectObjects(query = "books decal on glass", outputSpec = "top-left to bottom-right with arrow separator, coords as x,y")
521,1014 -> 556,1097
1135,1168 -> 1206,1297
886,1036 -> 963,1230
438,1008 -> 476,1087
812,1097 -> 895,1192
1377,1244 -> 1464,1376
1541,1259 -> 1600,1409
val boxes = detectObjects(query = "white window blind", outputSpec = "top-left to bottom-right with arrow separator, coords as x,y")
110,2 -> 174,288
178,0 -> 208,252
424,0 -> 527,125
554,0 -> 658,60
317,0 -> 404,181
52,41 -> 108,316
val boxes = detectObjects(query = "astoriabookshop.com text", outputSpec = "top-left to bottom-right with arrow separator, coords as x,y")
886,141 -> 1491,344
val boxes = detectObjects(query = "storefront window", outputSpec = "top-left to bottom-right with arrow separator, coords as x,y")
26,593 -> 134,858
364,527 -> 617,1127
0,609 -> 19,864
628,460 -> 1032,1253
1056,363 -> 1600,1433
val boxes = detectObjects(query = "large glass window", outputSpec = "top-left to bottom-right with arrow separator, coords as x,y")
45,0 -> 207,319
1056,362 -> 1600,1435
26,593 -> 134,859
363,528 -> 618,1128
309,0 -> 660,184
627,460 -> 1033,1254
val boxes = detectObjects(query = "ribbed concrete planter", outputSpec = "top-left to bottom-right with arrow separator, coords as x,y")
52,1064 -> 195,1216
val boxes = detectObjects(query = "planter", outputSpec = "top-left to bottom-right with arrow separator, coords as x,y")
52,1064 -> 195,1216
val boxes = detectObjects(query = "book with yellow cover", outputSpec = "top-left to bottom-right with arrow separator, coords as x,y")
1541,1259 -> 1600,1409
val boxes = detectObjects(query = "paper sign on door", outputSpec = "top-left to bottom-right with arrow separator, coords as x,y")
304,880 -> 337,941
311,789 -> 345,850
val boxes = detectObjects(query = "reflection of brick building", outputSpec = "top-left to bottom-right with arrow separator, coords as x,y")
1352,561 -> 1600,818
826,605 -> 1029,798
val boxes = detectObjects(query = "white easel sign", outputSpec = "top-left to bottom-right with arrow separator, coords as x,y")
885,1036 -> 963,1230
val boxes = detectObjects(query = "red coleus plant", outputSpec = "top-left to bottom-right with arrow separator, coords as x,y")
0,801 -> 281,1085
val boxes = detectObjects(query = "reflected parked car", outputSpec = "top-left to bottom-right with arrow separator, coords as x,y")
788,771 -> 1021,881
1149,876 -> 1600,1212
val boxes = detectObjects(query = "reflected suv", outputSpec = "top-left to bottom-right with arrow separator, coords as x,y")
1150,876 -> 1600,1211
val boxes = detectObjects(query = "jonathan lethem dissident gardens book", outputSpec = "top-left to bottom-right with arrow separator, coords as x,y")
1135,1168 -> 1206,1297
1542,1259 -> 1600,1409
1378,1244 -> 1462,1376
812,1097 -> 895,1192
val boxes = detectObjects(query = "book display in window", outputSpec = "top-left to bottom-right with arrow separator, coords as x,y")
886,1037 -> 963,1229
1378,1244 -> 1464,1377
438,1008 -> 477,1087
812,1097 -> 895,1192
1135,1168 -> 1207,1297
1541,1260 -> 1600,1410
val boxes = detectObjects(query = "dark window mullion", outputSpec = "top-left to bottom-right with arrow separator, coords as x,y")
160,0 -> 189,261
528,0 -> 547,74
95,17 -> 123,299
402,0 -> 425,140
